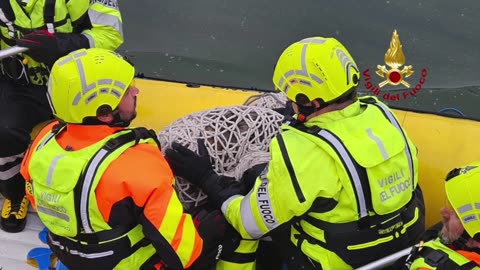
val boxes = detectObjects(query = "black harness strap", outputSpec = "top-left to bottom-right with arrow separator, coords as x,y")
416,246 -> 479,270
44,0 -> 56,33
220,251 -> 257,264
73,127 -> 160,243
282,100 -> 422,268
276,133 -> 306,203
287,120 -> 373,228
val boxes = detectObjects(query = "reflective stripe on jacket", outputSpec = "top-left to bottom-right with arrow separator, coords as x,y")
21,121 -> 202,269
222,96 -> 424,269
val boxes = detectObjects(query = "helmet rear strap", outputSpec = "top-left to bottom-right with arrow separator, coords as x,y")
449,230 -> 472,250
295,88 -> 357,122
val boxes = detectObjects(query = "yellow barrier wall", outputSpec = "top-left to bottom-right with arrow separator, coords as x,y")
399,111 -> 480,227
33,79 -> 480,228
131,79 -> 259,130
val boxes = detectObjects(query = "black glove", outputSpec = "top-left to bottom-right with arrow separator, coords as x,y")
240,162 -> 268,193
165,139 -> 215,188
272,100 -> 295,119
16,30 -> 61,67
188,209 -> 228,270
165,139 -> 248,208
203,162 -> 267,208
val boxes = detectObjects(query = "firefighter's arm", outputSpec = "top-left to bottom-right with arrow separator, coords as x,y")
65,0 -> 124,51
134,154 -> 202,269
221,134 -> 340,239
139,186 -> 202,269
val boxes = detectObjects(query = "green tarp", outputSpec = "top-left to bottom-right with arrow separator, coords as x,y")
119,0 -> 480,119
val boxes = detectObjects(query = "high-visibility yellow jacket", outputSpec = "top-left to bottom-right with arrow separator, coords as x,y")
221,96 -> 425,269
21,122 -> 202,270
409,238 -> 480,269
0,0 -> 123,85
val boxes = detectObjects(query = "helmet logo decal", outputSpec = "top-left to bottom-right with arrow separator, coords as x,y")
276,38 -> 326,93
375,30 -> 414,88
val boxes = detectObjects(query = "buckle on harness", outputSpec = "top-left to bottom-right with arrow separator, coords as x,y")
424,249 -> 449,267
105,138 -> 122,150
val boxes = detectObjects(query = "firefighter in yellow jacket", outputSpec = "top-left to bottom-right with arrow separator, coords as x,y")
20,48 -> 228,270
0,0 -> 123,233
165,36 -> 426,269
406,162 -> 480,269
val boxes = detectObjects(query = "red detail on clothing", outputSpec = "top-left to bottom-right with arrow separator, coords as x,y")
18,38 -> 40,44
155,260 -> 167,270
36,29 -> 55,37
297,114 -> 306,122
193,215 -> 201,228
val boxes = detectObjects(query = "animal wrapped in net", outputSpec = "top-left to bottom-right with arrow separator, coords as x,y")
158,105 -> 283,210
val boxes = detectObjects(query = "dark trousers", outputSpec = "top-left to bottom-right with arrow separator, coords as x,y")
0,80 -> 52,201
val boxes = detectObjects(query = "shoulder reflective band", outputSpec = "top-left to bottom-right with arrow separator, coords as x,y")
36,125 -> 67,151
314,129 -> 369,219
79,147 -> 111,233
78,129 -> 151,233
0,8 -> 15,38
369,102 -> 415,192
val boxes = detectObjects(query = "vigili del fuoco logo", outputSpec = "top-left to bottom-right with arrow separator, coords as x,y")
363,30 -> 427,101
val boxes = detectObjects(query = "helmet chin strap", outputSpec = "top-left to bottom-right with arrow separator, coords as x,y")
296,99 -> 322,122
110,109 -> 133,127
447,230 -> 474,250
296,104 -> 317,122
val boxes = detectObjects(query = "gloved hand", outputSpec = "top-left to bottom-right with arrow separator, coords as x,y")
273,100 -> 295,119
240,162 -> 268,193
188,209 -> 229,270
164,139 -> 216,188
165,139 -> 245,208
16,30 -> 61,67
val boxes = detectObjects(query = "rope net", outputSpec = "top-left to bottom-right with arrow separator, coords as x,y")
243,92 -> 288,110
158,104 -> 284,209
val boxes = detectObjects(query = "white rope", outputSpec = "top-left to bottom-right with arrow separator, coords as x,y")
243,92 -> 288,110
158,105 -> 283,209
